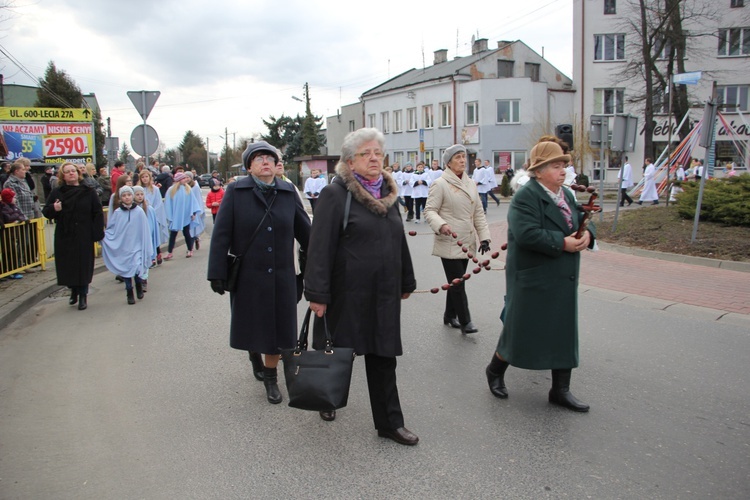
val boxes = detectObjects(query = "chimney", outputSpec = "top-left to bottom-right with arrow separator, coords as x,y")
472,38 -> 488,54
497,40 -> 513,48
433,49 -> 448,64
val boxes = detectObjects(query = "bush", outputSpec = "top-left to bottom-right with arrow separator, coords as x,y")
577,173 -> 590,187
676,173 -> 750,227
499,174 -> 512,197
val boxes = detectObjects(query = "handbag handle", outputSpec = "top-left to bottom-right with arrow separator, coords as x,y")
296,308 -> 334,354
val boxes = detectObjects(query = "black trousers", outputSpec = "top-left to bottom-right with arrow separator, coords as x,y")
441,258 -> 471,324
364,354 -> 404,431
308,198 -> 318,212
414,197 -> 426,220
619,188 -> 633,206
404,196 -> 414,219
168,225 -> 193,252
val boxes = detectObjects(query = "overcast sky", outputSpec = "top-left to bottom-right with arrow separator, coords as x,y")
1,0 -> 574,155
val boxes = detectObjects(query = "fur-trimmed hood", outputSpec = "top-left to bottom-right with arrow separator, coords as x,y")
334,161 -> 399,216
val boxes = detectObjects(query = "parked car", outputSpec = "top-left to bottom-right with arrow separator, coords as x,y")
198,174 -> 212,187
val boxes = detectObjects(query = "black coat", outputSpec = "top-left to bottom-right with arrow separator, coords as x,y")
304,164 -> 416,357
42,185 -> 104,287
207,176 -> 310,353
155,173 -> 173,198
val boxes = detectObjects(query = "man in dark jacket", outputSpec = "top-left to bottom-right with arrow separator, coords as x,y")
155,166 -> 173,198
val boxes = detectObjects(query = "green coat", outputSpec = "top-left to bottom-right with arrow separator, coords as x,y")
496,179 -> 595,370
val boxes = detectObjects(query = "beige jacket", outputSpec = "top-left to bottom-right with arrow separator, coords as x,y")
424,167 -> 490,259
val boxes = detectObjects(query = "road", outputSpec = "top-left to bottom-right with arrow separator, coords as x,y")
1,204 -> 749,499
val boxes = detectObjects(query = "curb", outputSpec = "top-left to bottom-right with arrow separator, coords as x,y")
596,241 -> 750,273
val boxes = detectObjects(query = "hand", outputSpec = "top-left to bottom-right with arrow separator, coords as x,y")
310,301 -> 327,317
563,233 -> 590,253
401,293 -> 411,300
479,240 -> 491,254
210,279 -> 226,295
53,199 -> 62,212
439,224 -> 452,236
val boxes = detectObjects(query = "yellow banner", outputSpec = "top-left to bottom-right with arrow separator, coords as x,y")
0,107 -> 93,122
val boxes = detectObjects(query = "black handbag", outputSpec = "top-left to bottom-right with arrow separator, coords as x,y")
223,192 -> 276,292
281,308 -> 355,411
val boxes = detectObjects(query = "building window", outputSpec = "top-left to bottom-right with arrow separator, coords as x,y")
594,34 -> 625,61
465,101 -> 479,125
497,60 -> 514,78
393,109 -> 402,132
717,85 -> 749,112
494,151 -> 527,172
393,151 -> 404,166
407,151 -> 419,165
424,151 -> 434,165
407,107 -> 417,131
731,0 -> 744,8
604,0 -> 616,15
368,114 -> 376,128
718,27 -> 750,56
496,99 -> 520,123
422,105 -> 434,129
524,63 -> 540,82
594,88 -> 624,114
439,102 -> 452,127
654,37 -> 673,60
652,88 -> 669,115
348,120 -> 355,132
381,111 -> 389,134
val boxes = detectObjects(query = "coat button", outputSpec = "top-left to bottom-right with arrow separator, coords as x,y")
267,226 -> 272,231
268,268 -> 273,273
569,275 -> 575,281
268,247 -> 272,252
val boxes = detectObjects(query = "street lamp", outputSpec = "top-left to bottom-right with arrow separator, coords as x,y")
291,96 -> 304,103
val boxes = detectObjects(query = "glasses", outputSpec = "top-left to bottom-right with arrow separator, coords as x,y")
353,150 -> 384,160
252,154 -> 276,164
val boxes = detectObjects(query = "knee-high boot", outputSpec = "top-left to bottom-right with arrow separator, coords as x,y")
248,351 -> 264,381
263,367 -> 282,404
486,356 -> 509,399
549,369 -> 589,412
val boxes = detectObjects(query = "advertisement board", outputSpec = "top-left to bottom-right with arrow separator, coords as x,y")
0,107 -> 96,165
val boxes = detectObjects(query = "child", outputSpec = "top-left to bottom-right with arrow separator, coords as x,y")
0,188 -> 26,279
205,180 -> 225,222
102,186 -> 153,304
133,186 -> 159,289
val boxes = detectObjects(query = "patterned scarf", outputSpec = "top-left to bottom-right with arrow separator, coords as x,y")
353,172 -> 383,199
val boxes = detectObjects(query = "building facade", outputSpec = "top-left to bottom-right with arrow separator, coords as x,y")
573,0 -> 750,182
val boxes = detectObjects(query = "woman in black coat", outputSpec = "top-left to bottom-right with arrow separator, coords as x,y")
208,141 -> 310,405
305,128 -> 419,446
42,162 -> 104,310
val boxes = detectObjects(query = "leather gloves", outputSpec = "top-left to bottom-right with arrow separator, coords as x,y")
479,240 -> 491,254
210,279 -> 226,295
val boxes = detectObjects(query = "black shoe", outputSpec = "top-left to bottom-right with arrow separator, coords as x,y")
460,322 -> 478,334
248,352 -> 264,381
135,281 -> 144,300
652,200 -> 659,205
126,289 -> 135,305
116,275 -> 125,282
68,289 -> 78,305
378,427 -> 419,446
263,367 -> 282,404
319,410 -> 336,421
627,200 -> 633,206
77,294 -> 87,311
636,201 -> 643,205
486,365 -> 508,399
195,238 -> 200,250
443,316 -> 461,329
549,369 -> 589,412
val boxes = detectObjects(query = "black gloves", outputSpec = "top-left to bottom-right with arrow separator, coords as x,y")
402,181 -> 408,186
210,279 -> 226,295
479,240 -> 491,254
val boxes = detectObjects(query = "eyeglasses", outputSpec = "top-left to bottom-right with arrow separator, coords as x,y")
353,150 -> 384,160
252,154 -> 276,164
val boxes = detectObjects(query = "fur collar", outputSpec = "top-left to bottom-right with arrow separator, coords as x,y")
334,161 -> 399,216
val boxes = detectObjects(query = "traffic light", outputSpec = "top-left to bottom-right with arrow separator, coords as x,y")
555,124 -> 574,151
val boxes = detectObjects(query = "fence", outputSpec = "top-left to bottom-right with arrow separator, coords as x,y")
0,218 -> 48,278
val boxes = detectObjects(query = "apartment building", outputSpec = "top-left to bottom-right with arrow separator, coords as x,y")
573,0 -> 750,182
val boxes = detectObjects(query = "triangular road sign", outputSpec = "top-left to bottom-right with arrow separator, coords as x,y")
127,91 -> 161,120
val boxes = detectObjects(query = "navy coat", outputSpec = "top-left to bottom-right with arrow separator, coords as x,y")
496,179 -> 595,370
207,176 -> 310,353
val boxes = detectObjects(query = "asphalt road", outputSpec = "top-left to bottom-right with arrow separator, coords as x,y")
1,207 -> 749,499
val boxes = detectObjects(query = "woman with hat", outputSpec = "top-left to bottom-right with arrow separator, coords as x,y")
164,171 -> 202,259
424,144 -> 491,334
208,141 -> 311,404
42,162 -> 105,310
485,137 -> 595,412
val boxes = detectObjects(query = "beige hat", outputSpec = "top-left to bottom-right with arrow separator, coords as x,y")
528,141 -> 571,171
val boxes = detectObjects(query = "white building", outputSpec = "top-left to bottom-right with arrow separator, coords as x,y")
573,0 -> 750,182
328,38 -> 575,174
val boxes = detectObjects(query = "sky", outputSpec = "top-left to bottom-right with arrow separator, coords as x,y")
0,0 -> 574,156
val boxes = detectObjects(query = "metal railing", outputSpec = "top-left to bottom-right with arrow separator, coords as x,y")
0,218 -> 48,278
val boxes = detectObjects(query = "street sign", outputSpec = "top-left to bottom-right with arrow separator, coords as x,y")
610,115 -> 638,152
127,91 -> 160,121
673,71 -> 702,85
130,124 -> 159,156
0,107 -> 92,122
589,115 -> 609,148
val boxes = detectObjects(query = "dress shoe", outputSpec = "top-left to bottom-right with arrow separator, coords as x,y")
460,322 -> 478,334
263,367 -> 282,404
77,294 -> 87,311
378,427 -> 419,446
69,289 -> 78,305
549,369 -> 589,412
486,365 -> 508,399
319,410 -> 336,421
636,201 -> 643,205
443,316 -> 461,329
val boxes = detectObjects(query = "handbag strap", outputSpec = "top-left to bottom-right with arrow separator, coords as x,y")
233,190 -> 277,258
296,307 -> 334,353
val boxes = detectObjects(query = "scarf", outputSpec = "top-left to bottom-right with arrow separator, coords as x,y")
252,175 -> 276,192
353,172 -> 383,199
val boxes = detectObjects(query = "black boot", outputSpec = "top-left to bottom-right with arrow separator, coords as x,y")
443,315 -> 461,328
77,294 -> 87,311
549,369 -> 589,412
135,280 -> 144,299
248,351 -> 264,381
486,356 -> 509,399
69,289 -> 78,305
263,367 -> 282,404
126,289 -> 135,305
460,321 -> 478,334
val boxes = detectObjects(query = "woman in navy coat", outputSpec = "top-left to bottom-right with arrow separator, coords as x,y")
208,141 -> 310,404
